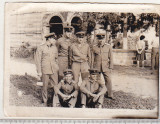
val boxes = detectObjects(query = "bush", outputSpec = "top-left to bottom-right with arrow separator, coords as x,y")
11,42 -> 37,58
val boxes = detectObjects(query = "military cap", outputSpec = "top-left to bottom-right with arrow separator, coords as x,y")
96,33 -> 106,40
64,26 -> 74,32
45,32 -> 56,39
76,31 -> 85,38
63,69 -> 73,75
88,68 -> 100,75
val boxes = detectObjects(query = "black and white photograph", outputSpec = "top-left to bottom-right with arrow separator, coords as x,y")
4,3 -> 159,118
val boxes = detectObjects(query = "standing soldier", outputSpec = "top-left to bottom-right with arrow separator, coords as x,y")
151,37 -> 159,74
80,68 -> 107,108
92,29 -> 114,99
36,33 -> 59,106
53,69 -> 78,108
56,26 -> 75,81
69,31 -> 91,84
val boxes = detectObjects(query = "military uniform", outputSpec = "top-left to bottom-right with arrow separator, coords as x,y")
80,69 -> 107,108
151,38 -> 159,71
53,69 -> 78,107
56,26 -> 75,81
92,33 -> 113,98
36,33 -> 59,105
69,31 -> 91,83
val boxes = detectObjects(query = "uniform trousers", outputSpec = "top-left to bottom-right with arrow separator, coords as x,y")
98,70 -> 113,97
81,92 -> 104,107
72,62 -> 90,83
58,56 -> 69,81
42,73 -> 58,104
151,47 -> 159,70
53,94 -> 77,107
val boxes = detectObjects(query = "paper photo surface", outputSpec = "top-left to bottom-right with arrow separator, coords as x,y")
4,2 -> 159,119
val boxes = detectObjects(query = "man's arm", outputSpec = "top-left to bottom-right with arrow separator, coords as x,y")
35,46 -> 42,77
80,81 -> 94,97
68,45 -> 73,68
87,45 -> 92,68
55,47 -> 59,65
97,83 -> 107,96
93,83 -> 107,102
70,83 -> 79,98
108,45 -> 113,69
54,82 -> 69,99
91,46 -> 95,68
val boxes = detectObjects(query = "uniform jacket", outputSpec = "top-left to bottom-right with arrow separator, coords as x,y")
36,43 -> 59,74
54,79 -> 78,96
56,37 -> 72,57
69,42 -> 91,66
92,43 -> 113,72
80,79 -> 107,96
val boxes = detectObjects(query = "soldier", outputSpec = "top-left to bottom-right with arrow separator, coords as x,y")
36,32 -> 59,106
151,37 -> 159,74
80,68 -> 107,108
69,31 -> 91,84
92,29 -> 114,99
56,26 -> 75,81
53,69 -> 78,108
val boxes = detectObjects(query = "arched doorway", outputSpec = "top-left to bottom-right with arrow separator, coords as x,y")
49,16 -> 63,39
71,17 -> 82,34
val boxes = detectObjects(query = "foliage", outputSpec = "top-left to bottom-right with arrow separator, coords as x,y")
11,42 -> 37,58
82,12 -> 159,37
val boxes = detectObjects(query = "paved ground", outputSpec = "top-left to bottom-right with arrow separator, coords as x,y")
9,57 -> 158,109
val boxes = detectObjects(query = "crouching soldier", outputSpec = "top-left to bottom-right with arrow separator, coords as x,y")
80,68 -> 107,108
35,33 -> 59,106
53,69 -> 78,108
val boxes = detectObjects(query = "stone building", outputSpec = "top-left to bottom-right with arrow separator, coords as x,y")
9,6 -> 159,66
10,11 -> 83,47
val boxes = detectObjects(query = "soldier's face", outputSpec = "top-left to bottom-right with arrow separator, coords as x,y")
90,74 -> 98,81
65,32 -> 72,38
77,37 -> 84,44
64,74 -> 73,83
48,37 -> 56,45
97,35 -> 106,46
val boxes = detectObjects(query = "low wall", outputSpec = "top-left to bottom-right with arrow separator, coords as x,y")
113,49 -> 151,66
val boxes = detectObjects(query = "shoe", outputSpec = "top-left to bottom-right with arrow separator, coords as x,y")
108,96 -> 115,100
82,105 -> 86,108
44,102 -> 48,107
98,104 -> 102,108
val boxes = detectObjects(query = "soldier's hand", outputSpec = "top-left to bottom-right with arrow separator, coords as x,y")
93,95 -> 99,102
63,95 -> 71,101
70,94 -> 75,98
90,93 -> 97,98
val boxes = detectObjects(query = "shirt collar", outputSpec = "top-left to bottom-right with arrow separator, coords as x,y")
64,80 -> 73,85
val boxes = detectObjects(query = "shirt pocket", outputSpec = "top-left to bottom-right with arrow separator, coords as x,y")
42,50 -> 49,56
102,52 -> 109,61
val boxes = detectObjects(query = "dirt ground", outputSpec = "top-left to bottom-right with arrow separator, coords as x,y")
9,57 -> 158,109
